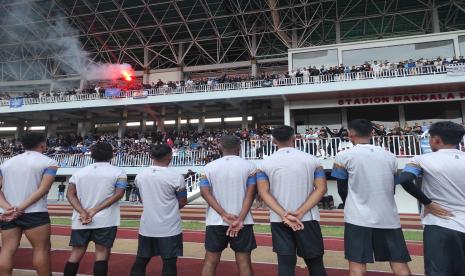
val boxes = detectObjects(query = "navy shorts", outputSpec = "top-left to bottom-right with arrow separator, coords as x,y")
0,212 -> 50,230
344,223 -> 411,264
136,234 -> 183,259
424,225 -> 465,276
70,226 -> 118,248
205,225 -> 257,253
270,220 -> 324,258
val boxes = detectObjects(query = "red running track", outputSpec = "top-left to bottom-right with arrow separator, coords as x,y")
50,226 -> 424,256
13,247 -> 394,276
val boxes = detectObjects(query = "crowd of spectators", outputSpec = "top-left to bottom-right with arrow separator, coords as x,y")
1,122 -> 463,162
3,56 -> 463,102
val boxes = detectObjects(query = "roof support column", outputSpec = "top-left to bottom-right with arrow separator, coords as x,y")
143,47 -> 150,84
335,20 -> 341,44
431,7 -> 440,33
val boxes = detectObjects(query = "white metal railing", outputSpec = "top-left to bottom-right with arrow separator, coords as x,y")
1,64 -> 456,107
185,172 -> 201,195
0,135 -> 460,168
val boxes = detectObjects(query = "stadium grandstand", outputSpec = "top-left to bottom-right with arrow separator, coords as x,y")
1,0 -> 465,275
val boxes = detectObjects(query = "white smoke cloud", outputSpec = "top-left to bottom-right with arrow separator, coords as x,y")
82,63 -> 134,81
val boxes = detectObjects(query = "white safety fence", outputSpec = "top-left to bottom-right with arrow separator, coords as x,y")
0,135 -> 461,168
1,64 -> 456,107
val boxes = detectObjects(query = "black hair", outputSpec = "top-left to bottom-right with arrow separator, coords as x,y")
272,125 -> 295,142
348,119 -> 373,137
21,133 -> 46,150
150,144 -> 172,160
220,135 -> 241,150
90,142 -> 113,162
429,121 -> 465,145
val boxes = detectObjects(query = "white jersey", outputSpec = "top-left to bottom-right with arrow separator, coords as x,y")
201,155 -> 256,226
135,166 -> 186,237
258,147 -> 325,223
331,144 -> 400,228
404,149 -> 465,233
69,163 -> 127,229
0,151 -> 58,213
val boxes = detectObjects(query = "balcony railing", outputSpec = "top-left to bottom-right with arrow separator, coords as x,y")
0,135 -> 457,168
2,64 -> 459,108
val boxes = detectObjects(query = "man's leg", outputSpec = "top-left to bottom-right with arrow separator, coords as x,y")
0,227 -> 22,276
349,262 -> 367,276
93,244 -> 111,276
24,224 -> 51,276
304,256 -> 327,276
277,254 -> 297,276
201,251 -> 222,276
389,262 -> 411,276
64,245 -> 88,276
130,257 -> 151,276
161,257 -> 177,276
235,252 -> 253,276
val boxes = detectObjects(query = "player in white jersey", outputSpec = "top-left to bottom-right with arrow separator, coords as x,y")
130,144 -> 187,276
0,133 -> 58,276
257,126 -> 328,276
200,135 -> 257,276
331,119 -> 411,276
64,142 -> 127,276
399,121 -> 465,276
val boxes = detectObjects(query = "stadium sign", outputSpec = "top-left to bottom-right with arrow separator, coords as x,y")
337,92 -> 465,106
446,64 -> 465,76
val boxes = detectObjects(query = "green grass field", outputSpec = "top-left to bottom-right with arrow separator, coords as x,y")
51,217 -> 423,241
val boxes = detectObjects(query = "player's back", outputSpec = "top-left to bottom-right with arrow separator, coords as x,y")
1,151 -> 57,213
135,166 -> 184,237
415,149 -> 465,232
260,147 -> 322,222
335,144 -> 400,228
203,155 -> 256,225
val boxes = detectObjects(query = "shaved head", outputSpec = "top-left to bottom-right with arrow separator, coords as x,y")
220,135 -> 241,150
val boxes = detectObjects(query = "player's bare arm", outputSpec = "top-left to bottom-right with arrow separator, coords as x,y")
0,176 -> 16,222
227,183 -> 256,237
16,166 -> 58,213
257,176 -> 304,231
288,177 -> 327,220
66,182 -> 91,224
200,186 -> 237,225
87,186 -> 126,222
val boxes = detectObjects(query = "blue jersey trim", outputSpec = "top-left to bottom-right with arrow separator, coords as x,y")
115,180 -> 128,189
199,178 -> 210,187
403,165 -> 422,177
331,168 -> 348,180
43,168 -> 57,176
314,169 -> 326,179
246,175 -> 257,186
256,172 -> 269,181
176,190 -> 188,199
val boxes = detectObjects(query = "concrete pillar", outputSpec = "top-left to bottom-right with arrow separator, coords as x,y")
79,79 -> 85,90
139,114 -> 147,136
251,59 -> 258,77
176,110 -> 182,131
460,101 -> 465,123
157,106 -> 166,132
15,121 -> 24,139
221,115 -> 226,129
398,104 -> 406,128
284,101 -> 292,126
335,20 -> 341,44
46,124 -> 57,138
178,43 -> 185,80
77,122 -> 87,138
49,82 -> 55,93
431,7 -> 440,33
118,120 -> 127,138
143,47 -> 150,84
291,29 -> 298,48
198,105 -> 206,132
241,115 -> 248,130
341,107 -> 348,127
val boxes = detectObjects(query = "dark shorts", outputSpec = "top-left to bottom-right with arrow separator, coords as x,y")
205,225 -> 257,253
0,212 -> 50,231
270,220 -> 324,258
344,223 -> 411,263
136,234 -> 183,259
70,226 -> 118,248
424,225 -> 465,276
